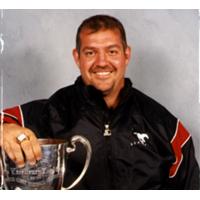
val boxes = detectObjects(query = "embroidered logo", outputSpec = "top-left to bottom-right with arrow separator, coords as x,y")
131,132 -> 149,146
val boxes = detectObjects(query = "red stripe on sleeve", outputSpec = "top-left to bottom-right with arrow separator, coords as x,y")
1,106 -> 23,126
169,121 -> 191,178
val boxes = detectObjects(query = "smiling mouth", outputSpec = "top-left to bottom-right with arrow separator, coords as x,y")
93,71 -> 113,79
95,71 -> 112,76
91,66 -> 114,78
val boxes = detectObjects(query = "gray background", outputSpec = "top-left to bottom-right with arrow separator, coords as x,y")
0,9 -> 199,164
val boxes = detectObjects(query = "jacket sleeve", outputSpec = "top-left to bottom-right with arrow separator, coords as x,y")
1,105 -> 24,126
167,120 -> 199,189
0,100 -> 51,138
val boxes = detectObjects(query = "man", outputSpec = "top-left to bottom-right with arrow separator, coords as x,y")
0,15 -> 199,189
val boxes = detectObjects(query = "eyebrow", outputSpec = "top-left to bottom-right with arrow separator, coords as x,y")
82,46 -> 96,51
82,44 -> 122,51
107,44 -> 122,49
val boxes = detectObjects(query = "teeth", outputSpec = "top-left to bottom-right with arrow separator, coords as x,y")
96,72 -> 111,76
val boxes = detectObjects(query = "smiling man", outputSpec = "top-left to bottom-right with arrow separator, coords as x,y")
73,20 -> 131,108
0,15 -> 199,189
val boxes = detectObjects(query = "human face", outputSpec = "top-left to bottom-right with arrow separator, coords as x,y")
73,28 -> 131,97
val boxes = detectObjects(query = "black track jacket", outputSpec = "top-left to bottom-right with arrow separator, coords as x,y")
2,77 -> 199,189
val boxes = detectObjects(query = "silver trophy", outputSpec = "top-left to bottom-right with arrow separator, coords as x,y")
0,135 -> 92,190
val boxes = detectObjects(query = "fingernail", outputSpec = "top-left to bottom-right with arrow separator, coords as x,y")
36,156 -> 42,161
30,161 -> 36,166
17,164 -> 25,168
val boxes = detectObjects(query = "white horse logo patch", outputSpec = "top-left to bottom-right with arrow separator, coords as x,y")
132,132 -> 149,146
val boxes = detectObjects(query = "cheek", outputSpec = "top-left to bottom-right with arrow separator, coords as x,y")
110,57 -> 127,69
109,53 -> 127,64
79,60 -> 94,80
79,57 -> 95,69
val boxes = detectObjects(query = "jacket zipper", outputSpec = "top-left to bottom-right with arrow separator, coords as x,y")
103,118 -> 112,187
102,108 -> 112,137
103,123 -> 112,136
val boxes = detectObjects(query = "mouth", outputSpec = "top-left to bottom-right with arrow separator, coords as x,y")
93,71 -> 112,79
95,71 -> 111,76
91,66 -> 114,79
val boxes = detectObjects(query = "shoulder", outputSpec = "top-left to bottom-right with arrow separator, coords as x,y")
124,79 -> 175,121
20,84 -> 75,108
131,87 -> 175,119
130,87 -> 178,138
51,83 -> 76,97
49,76 -> 85,103
49,83 -> 76,105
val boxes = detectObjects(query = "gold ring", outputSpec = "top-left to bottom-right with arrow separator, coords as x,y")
16,133 -> 29,144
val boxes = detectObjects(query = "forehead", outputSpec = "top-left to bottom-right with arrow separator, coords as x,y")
79,28 -> 123,47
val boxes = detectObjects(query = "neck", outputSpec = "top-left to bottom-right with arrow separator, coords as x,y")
103,80 -> 125,109
104,94 -> 119,109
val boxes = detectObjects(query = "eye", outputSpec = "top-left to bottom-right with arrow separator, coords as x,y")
108,49 -> 119,56
84,50 -> 95,57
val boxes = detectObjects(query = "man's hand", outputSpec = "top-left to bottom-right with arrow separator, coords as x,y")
0,123 -> 42,168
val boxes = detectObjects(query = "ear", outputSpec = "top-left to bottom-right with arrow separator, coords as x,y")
72,48 -> 80,68
124,46 -> 131,66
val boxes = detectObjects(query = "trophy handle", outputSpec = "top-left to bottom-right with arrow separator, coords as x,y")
62,135 -> 92,190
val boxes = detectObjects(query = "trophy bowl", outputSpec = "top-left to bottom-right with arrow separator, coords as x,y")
0,135 -> 92,190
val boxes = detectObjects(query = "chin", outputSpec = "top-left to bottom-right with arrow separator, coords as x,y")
95,85 -> 113,94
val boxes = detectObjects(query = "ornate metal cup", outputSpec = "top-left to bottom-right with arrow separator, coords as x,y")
0,135 -> 92,190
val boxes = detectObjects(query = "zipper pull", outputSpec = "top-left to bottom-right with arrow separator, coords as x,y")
104,124 -> 112,136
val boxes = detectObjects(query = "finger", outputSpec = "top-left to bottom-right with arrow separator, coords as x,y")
25,130 -> 42,161
10,143 -> 25,168
30,138 -> 42,161
3,140 -> 16,161
20,140 -> 37,166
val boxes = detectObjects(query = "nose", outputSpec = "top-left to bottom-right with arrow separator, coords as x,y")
95,51 -> 108,67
